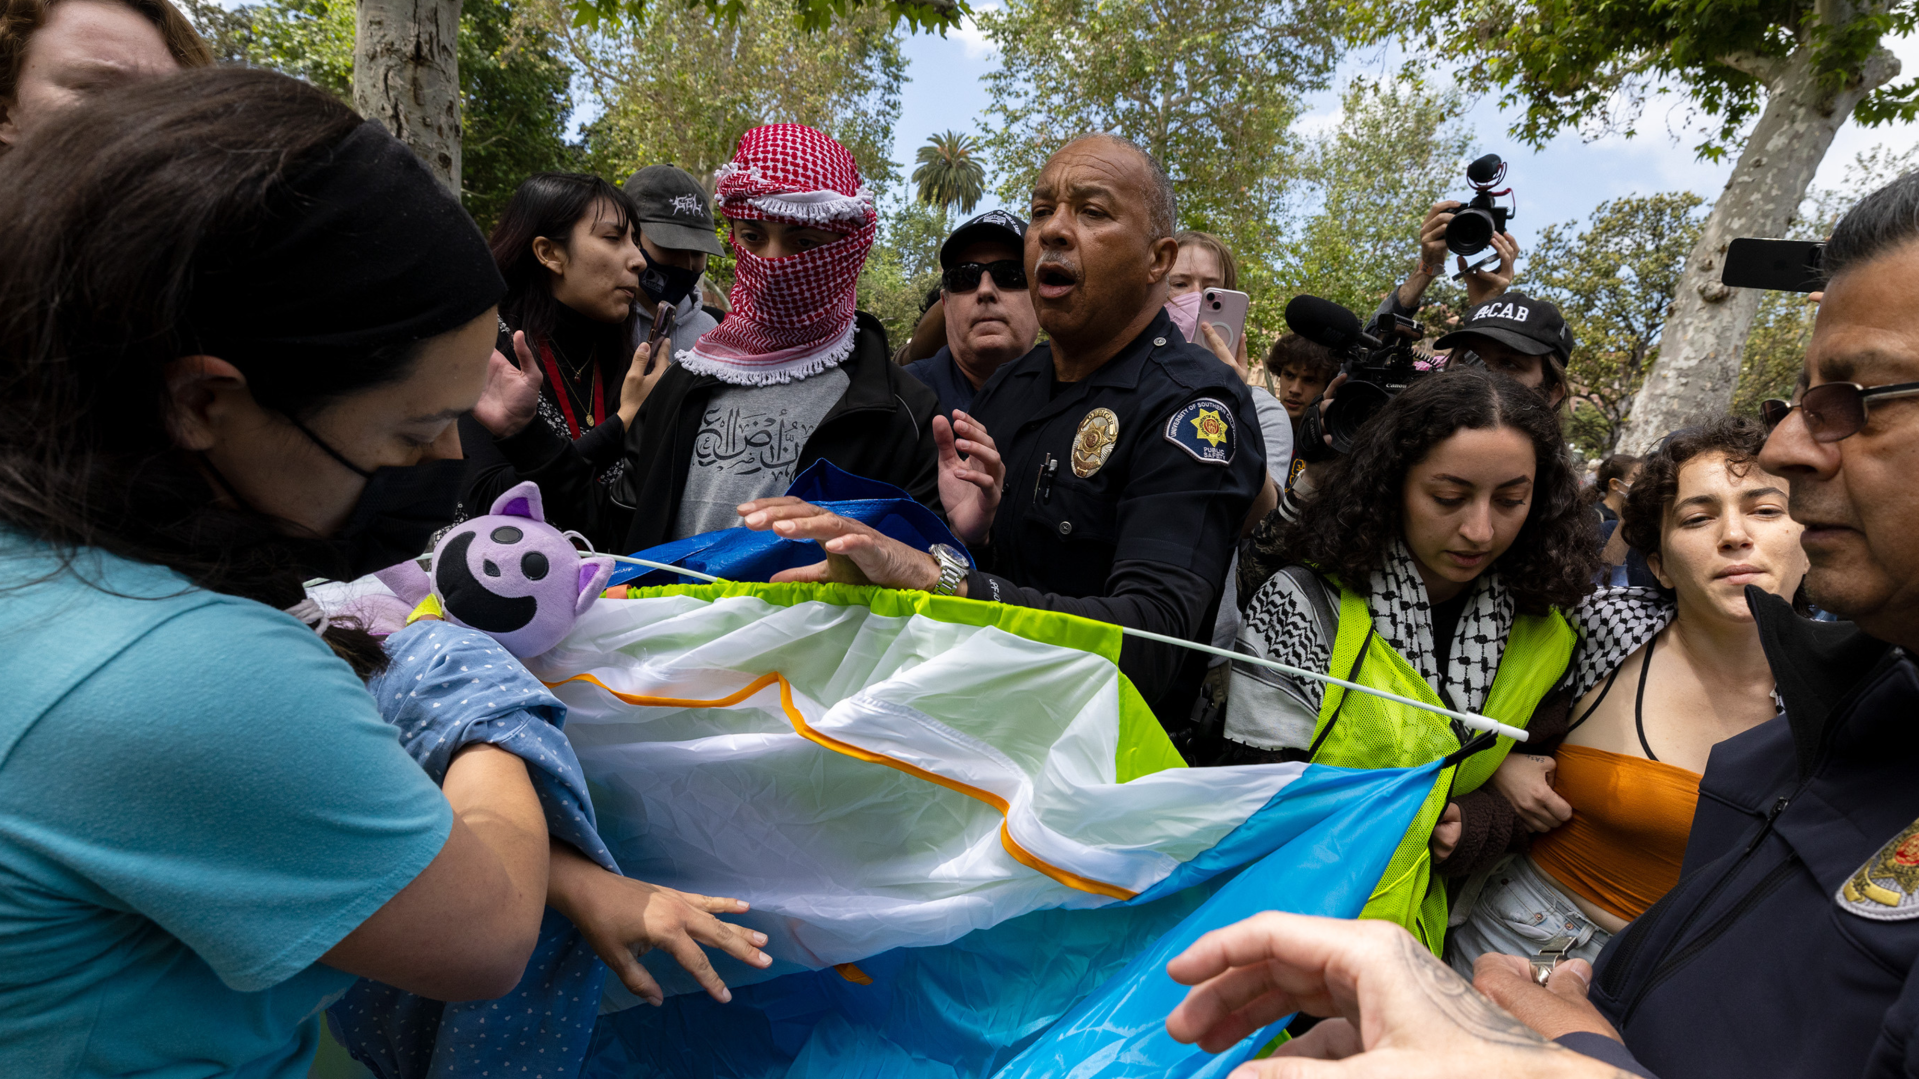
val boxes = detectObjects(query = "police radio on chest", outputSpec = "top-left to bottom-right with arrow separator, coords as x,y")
1285,294 -> 1435,460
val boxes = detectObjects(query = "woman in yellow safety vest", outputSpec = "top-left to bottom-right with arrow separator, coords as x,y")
1223,368 -> 1598,954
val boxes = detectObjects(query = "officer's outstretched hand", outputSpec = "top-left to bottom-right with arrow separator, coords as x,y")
738,497 -> 954,595
1166,913 -> 1618,1078
935,409 -> 1003,544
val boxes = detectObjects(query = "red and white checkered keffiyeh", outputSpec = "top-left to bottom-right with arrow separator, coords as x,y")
679,124 -> 878,386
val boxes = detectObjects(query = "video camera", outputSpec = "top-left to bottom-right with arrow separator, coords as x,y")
1446,154 -> 1515,257
1285,294 -> 1436,459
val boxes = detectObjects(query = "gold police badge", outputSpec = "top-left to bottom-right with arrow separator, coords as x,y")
1838,816 -> 1919,921
1072,408 -> 1120,478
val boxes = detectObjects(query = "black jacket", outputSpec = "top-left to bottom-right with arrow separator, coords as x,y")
1586,586 -> 1915,1077
612,312 -> 941,553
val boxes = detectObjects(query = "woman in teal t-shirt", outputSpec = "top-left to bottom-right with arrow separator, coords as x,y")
0,69 -> 554,1075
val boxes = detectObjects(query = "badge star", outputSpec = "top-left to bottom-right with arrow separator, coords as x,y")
1191,408 -> 1228,448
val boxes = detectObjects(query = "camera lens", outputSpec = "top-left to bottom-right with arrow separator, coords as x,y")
1212,301 -> 1221,310
1446,209 -> 1495,256
1325,381 -> 1394,454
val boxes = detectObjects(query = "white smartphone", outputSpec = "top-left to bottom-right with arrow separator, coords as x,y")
1198,288 -> 1251,356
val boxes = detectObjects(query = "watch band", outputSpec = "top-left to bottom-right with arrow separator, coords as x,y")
929,544 -> 968,597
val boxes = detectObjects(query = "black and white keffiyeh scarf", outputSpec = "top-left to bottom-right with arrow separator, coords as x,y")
1565,586 -> 1677,700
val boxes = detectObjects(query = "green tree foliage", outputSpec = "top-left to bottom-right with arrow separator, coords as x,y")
858,199 -> 954,349
1351,0 -> 1916,159
912,130 -> 986,213
1526,193 -> 1707,456
1277,76 -> 1472,344
978,0 -> 1338,344
551,0 -> 905,191
566,0 -> 964,36
181,0 -> 575,231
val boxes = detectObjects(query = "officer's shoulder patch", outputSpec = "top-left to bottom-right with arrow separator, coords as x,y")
1838,816 -> 1919,921
1164,397 -> 1236,466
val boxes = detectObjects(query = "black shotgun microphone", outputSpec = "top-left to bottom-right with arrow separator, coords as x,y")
1284,294 -> 1375,351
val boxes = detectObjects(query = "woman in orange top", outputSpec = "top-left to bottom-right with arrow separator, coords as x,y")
1448,416 -> 1808,978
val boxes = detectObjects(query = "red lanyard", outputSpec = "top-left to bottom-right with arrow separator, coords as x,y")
537,340 -> 604,439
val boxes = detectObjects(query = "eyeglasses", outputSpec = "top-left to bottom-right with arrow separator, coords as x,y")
1761,380 -> 1919,442
942,260 -> 1026,294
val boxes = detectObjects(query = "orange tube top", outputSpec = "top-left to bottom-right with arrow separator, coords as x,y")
1529,744 -> 1702,922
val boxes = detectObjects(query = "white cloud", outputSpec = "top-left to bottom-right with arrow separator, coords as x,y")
951,3 -> 1000,61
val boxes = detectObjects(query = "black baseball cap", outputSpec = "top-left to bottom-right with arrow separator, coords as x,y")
1433,291 -> 1575,361
622,164 -> 724,256
939,210 -> 1028,269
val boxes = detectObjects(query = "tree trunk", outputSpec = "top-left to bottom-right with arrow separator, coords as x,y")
1616,43 -> 1898,454
354,0 -> 462,194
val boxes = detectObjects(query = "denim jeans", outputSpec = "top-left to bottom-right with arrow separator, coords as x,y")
1446,854 -> 1612,981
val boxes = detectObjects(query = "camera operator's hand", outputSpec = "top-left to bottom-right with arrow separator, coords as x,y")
1461,231 -> 1519,306
1312,372 -> 1348,449
1398,201 -> 1464,309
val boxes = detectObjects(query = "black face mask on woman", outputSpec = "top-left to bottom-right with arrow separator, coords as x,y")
287,417 -> 465,580
638,246 -> 702,309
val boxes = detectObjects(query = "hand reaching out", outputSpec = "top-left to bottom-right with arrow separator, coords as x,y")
1199,321 -> 1254,384
935,410 -> 1003,545
737,497 -> 948,594
1461,231 -> 1520,306
1489,753 -> 1574,833
473,330 -> 543,439
1474,952 -> 1623,1044
546,840 -> 771,1006
1164,912 -> 1622,1077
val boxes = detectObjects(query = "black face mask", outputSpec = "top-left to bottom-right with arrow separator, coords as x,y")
288,418 -> 465,580
638,247 -> 702,309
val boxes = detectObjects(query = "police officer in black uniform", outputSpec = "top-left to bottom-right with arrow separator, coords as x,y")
733,134 -> 1264,740
963,134 -> 1264,736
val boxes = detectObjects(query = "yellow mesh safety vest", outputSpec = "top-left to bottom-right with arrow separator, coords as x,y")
1309,582 -> 1574,955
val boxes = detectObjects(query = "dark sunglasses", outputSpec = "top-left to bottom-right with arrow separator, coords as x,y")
942,260 -> 1026,294
1761,380 -> 1919,442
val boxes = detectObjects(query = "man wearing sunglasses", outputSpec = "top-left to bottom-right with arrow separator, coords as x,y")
904,211 -> 1040,417
1450,170 -> 1919,1079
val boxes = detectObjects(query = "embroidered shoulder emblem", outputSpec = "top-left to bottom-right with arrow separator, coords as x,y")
1072,407 -> 1120,478
1838,817 -> 1919,921
1164,397 -> 1235,465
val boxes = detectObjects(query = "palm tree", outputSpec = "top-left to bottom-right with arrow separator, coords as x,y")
912,131 -> 986,214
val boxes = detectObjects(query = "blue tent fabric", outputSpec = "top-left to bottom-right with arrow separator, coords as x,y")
609,461 -> 969,587
328,621 -> 620,1079
578,761 -> 1438,1079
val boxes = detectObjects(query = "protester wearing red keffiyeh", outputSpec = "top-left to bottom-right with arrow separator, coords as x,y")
679,124 -> 878,387
609,124 -> 945,553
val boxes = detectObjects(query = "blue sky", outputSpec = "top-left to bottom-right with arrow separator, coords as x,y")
891,12 -> 1919,238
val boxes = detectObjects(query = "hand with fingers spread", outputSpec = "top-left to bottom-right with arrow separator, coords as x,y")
736,497 -> 953,594
618,341 -> 672,428
474,330 -> 545,439
1488,753 -> 1574,833
1473,952 -> 1621,1044
1164,912 -> 1626,1078
1461,231 -> 1520,307
546,840 -> 771,1006
936,409 -> 1003,544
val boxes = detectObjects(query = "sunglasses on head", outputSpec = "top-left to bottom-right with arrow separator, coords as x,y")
1761,380 -> 1919,443
942,260 -> 1026,294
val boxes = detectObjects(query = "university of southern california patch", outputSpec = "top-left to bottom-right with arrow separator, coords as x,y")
1164,397 -> 1235,465
1838,817 -> 1919,921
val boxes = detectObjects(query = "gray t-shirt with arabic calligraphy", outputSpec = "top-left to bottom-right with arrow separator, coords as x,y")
670,366 -> 850,541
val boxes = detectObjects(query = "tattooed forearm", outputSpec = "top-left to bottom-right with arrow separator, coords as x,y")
1396,932 -> 1552,1049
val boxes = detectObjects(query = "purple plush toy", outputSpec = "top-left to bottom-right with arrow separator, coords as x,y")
375,481 -> 615,658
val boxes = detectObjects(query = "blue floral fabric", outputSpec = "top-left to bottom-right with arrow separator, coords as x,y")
328,620 -> 620,1079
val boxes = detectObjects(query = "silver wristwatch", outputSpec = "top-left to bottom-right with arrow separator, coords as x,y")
928,543 -> 969,597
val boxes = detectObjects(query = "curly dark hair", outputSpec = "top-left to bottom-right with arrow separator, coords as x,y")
1619,416 -> 1769,562
1274,368 -> 1596,615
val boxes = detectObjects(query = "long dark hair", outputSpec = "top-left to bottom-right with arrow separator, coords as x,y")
489,172 -> 638,364
1276,368 -> 1597,615
0,68 -> 426,674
